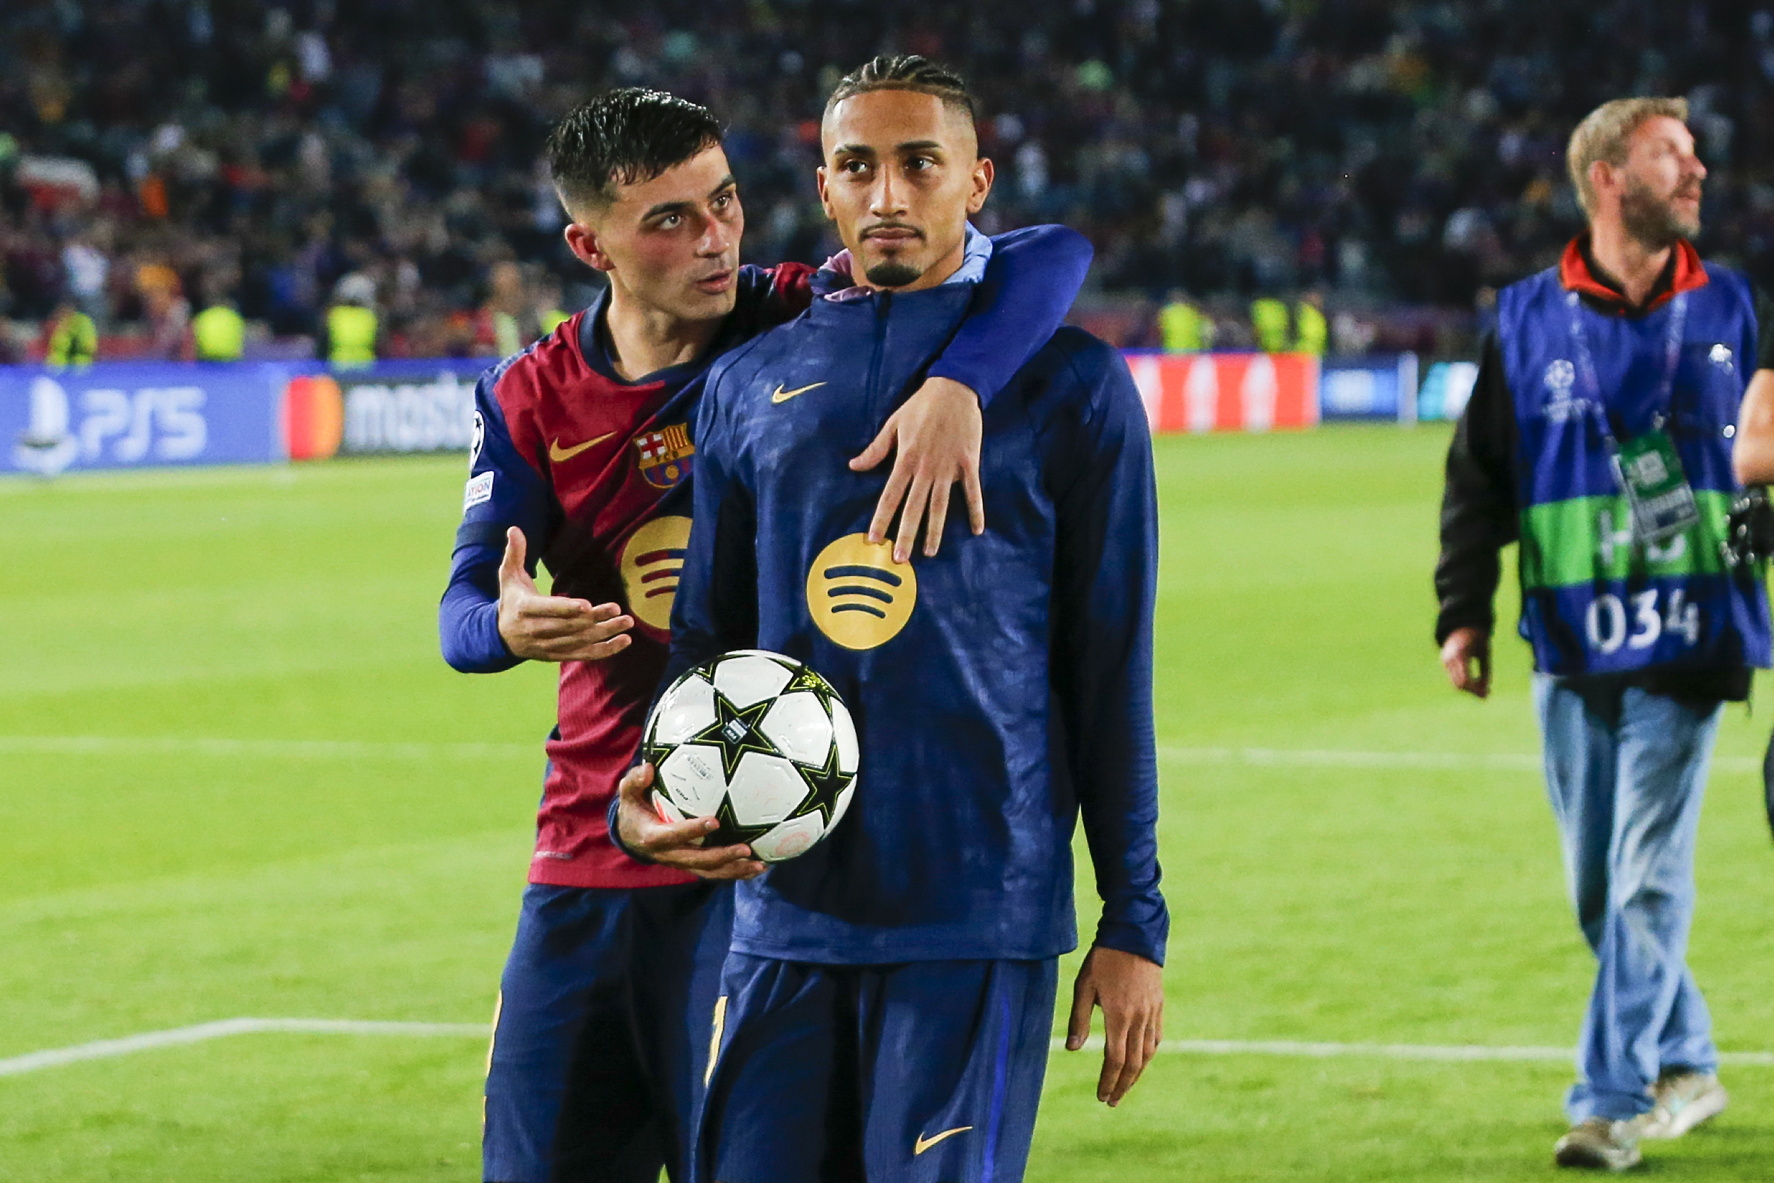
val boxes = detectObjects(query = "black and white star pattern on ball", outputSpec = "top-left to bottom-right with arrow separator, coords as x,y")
686,689 -> 783,780
781,663 -> 840,711
787,742 -> 850,826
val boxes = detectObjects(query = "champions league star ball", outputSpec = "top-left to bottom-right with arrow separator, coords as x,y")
642,650 -> 859,862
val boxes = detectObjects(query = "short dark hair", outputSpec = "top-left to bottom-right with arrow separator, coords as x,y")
824,54 -> 976,126
546,88 -> 724,213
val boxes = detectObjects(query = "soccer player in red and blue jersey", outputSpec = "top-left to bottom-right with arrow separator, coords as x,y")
438,88 -> 1092,1183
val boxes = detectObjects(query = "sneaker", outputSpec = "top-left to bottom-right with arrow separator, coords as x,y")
1641,1072 -> 1728,1139
1554,1117 -> 1643,1171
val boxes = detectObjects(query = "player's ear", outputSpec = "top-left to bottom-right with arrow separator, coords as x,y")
816,164 -> 835,220
967,156 -> 994,215
564,222 -> 615,274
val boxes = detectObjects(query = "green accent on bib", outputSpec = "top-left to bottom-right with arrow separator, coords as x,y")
1520,489 -> 1736,590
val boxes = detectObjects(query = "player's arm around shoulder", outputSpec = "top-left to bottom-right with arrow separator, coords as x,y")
853,225 -> 1097,562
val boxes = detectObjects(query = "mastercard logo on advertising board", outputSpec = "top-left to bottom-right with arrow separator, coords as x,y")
283,375 -> 344,460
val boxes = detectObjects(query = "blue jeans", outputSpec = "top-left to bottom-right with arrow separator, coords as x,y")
1533,673 -> 1721,1122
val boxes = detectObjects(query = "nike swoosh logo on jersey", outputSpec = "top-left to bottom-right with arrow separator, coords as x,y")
549,432 -> 618,463
771,381 -> 827,404
913,1126 -> 972,1155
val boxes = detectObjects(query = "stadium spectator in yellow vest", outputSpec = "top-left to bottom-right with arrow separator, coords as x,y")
1250,295 -> 1290,352
321,273 -> 379,368
1251,294 -> 1327,354
43,299 -> 96,368
1158,290 -> 1214,353
1295,290 -> 1328,355
192,299 -> 246,362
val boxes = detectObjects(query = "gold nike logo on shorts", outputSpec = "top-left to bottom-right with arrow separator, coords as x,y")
771,381 -> 827,404
914,1125 -> 973,1155
549,431 -> 617,463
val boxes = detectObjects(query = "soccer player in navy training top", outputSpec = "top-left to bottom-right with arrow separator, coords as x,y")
614,57 -> 1168,1183
439,88 -> 1093,1183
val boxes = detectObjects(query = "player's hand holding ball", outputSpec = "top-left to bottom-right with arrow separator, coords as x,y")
614,763 -> 767,880
496,526 -> 635,662
616,650 -> 859,878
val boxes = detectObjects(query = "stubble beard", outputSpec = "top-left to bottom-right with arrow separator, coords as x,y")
1621,178 -> 1700,248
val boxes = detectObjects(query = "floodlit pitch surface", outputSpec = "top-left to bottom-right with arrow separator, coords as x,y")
3,430 -> 1772,1181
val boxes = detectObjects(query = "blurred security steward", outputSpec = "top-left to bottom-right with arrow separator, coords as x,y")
1158,289 -> 1214,353
192,299 -> 246,362
43,299 -> 96,368
1436,97 -> 1774,1172
1250,292 -> 1327,354
322,273 -> 379,368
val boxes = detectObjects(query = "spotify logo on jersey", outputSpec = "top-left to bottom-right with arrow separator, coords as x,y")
806,534 -> 918,650
620,516 -> 693,631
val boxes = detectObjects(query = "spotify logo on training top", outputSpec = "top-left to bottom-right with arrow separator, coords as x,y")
806,534 -> 918,650
620,516 -> 693,631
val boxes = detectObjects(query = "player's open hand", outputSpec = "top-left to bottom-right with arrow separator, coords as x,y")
613,763 -> 766,880
1066,945 -> 1164,1107
1440,626 -> 1491,698
496,527 -> 634,663
849,376 -> 984,562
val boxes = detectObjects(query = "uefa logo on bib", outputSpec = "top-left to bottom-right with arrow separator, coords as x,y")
805,534 -> 917,650
1545,359 -> 1575,395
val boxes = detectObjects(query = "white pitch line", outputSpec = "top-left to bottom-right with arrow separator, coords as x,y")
0,1019 -> 487,1077
0,736 -> 534,760
0,737 -> 1761,775
1156,745 -> 1762,776
1057,1037 -> 1774,1066
6,1020 -> 1773,1078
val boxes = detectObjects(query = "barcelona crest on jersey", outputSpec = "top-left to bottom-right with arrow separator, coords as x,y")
633,422 -> 694,489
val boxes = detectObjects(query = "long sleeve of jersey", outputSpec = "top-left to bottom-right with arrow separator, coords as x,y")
1047,340 -> 1169,966
438,366 -> 560,673
928,225 -> 1093,407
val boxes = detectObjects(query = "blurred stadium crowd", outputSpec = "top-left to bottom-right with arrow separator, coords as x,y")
0,0 -> 1769,359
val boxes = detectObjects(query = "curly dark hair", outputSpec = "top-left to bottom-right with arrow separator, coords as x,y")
545,88 -> 724,214
823,54 -> 976,125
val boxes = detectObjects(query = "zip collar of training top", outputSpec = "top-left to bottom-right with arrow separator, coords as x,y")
1558,233 -> 1708,318
819,223 -> 993,302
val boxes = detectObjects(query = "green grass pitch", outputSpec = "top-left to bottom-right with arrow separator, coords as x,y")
3,427 -> 1773,1180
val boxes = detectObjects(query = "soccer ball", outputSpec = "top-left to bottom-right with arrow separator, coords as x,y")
642,650 -> 859,862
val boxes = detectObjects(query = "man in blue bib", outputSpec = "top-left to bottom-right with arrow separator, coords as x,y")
1436,97 -> 1774,1171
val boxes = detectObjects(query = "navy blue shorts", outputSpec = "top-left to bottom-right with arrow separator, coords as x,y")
483,881 -> 733,1183
697,955 -> 1058,1183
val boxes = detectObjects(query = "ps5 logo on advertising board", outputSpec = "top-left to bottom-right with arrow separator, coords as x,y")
13,374 -> 206,475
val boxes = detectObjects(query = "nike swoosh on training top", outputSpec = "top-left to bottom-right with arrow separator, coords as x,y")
548,432 -> 617,463
771,382 -> 827,404
913,1126 -> 973,1155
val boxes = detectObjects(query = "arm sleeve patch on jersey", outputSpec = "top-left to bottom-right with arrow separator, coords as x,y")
464,471 -> 495,510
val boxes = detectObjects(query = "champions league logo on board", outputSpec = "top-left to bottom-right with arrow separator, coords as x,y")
634,422 -> 694,489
